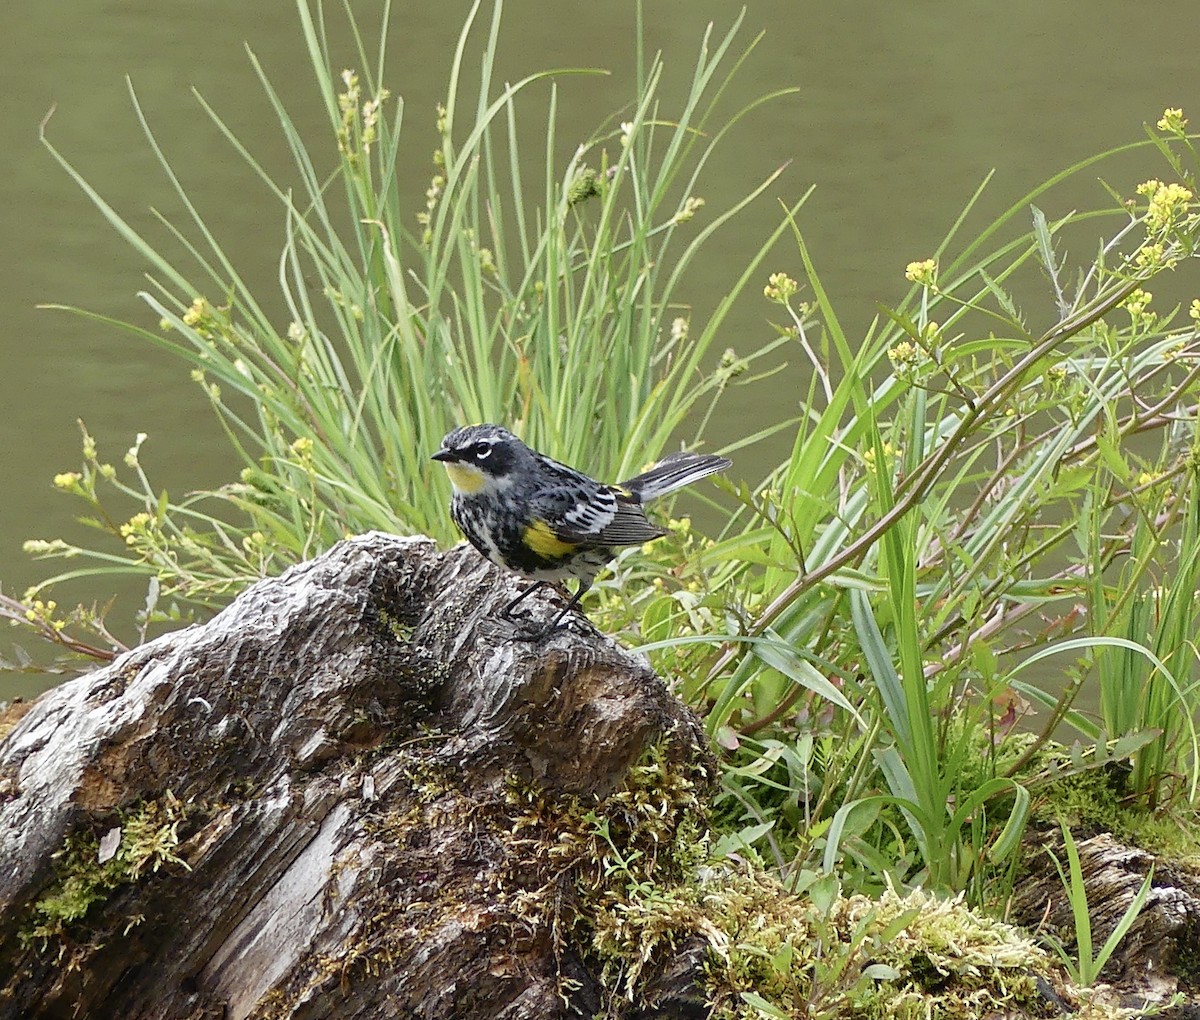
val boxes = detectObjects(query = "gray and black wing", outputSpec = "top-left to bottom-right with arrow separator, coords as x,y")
531,456 -> 666,548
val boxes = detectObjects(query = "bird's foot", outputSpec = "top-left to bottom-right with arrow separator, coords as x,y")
508,619 -> 554,642
501,612 -> 584,643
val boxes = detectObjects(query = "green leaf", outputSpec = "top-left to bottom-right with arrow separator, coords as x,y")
739,991 -> 790,1018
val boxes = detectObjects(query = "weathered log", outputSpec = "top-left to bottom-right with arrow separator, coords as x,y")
1011,824 -> 1200,1006
0,533 -> 713,1019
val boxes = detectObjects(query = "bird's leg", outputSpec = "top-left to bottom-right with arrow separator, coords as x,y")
544,580 -> 591,631
500,580 -> 546,619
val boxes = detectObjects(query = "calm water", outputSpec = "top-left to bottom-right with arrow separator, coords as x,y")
3,2 -> 1199,694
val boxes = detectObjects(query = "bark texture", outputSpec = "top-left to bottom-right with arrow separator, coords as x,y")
0,533 -> 712,1019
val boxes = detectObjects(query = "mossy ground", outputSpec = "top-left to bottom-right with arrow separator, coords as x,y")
272,737 -> 1117,1019
17,730 -> 1157,1017
1038,758 -> 1200,868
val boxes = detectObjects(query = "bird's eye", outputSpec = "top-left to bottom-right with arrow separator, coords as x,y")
473,444 -> 492,460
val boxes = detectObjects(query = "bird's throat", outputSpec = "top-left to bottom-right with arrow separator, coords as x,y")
443,462 -> 486,494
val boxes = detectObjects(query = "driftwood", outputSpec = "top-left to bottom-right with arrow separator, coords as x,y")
0,533 -> 712,1019
1011,824 -> 1200,1007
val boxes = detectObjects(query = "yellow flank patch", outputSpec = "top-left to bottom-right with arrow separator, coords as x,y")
443,462 -> 485,494
523,519 -> 577,559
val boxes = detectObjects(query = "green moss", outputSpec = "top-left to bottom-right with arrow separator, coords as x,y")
559,744 -> 1073,1018
259,739 -> 1089,1019
376,606 -> 414,644
1111,802 -> 1200,867
585,860 -> 1061,1019
22,792 -> 192,947
1037,761 -> 1126,835
493,741 -> 1063,1018
1036,756 -> 1200,865
956,730 -> 1039,794
1171,918 -> 1200,988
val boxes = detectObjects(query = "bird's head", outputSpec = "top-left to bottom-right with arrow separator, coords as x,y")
432,423 -> 526,494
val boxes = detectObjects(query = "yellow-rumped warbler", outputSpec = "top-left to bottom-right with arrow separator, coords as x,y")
432,423 -> 731,631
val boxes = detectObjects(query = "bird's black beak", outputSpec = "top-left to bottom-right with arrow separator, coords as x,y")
431,448 -> 455,463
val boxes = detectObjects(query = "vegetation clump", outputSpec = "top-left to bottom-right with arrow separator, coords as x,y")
1037,759 -> 1200,867
328,743 -> 1076,1018
22,792 -> 192,948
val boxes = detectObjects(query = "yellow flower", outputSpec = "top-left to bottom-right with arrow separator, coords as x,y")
888,341 -> 917,367
1134,242 -> 1175,271
53,471 -> 82,490
763,272 -> 799,303
1137,179 -> 1193,234
904,259 -> 937,287
1122,288 -> 1153,319
182,297 -> 210,329
863,442 -> 900,475
23,598 -> 56,623
1189,299 -> 1200,322
120,512 -> 154,545
1157,108 -> 1187,133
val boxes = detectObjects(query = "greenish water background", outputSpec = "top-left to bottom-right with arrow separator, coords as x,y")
3,2 -> 1199,695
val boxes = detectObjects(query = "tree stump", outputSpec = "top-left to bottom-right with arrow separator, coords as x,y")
0,533 -> 712,1019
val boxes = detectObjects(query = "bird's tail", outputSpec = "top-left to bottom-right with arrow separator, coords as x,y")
619,451 -> 731,502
